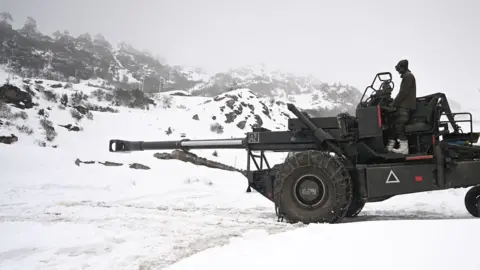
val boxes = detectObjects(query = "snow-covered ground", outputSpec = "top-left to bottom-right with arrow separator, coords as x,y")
0,144 -> 297,269
167,217 -> 480,270
2,141 -> 478,270
1,67 -> 480,269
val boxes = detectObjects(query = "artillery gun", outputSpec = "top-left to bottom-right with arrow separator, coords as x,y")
109,72 -> 480,224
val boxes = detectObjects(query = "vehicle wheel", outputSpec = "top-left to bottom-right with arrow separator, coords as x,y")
464,185 -> 480,218
345,196 -> 365,218
273,150 -> 353,224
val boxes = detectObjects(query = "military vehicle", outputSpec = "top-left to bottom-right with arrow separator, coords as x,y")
109,72 -> 480,223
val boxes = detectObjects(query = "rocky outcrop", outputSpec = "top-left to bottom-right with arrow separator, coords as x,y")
74,158 -> 150,170
74,158 -> 95,166
129,163 -> 151,170
0,133 -> 18,144
1,16 -> 362,111
0,84 -> 34,109
59,124 -> 81,132
73,105 -> 88,115
98,161 -> 123,167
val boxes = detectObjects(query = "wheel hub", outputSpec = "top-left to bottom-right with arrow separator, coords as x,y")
294,174 -> 326,207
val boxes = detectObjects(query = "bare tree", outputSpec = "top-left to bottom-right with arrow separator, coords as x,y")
0,12 -> 13,23
21,16 -> 38,36
52,30 -> 62,41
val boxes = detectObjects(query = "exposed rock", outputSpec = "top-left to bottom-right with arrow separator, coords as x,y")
214,96 -> 226,102
170,92 -> 189,96
98,161 -> 123,167
0,84 -> 34,109
260,101 -> 270,118
74,105 -> 89,115
236,120 -> 246,129
74,159 -> 149,170
225,112 -> 237,123
38,108 -> 48,117
59,124 -> 81,132
210,122 -> 224,134
0,134 -> 18,144
225,93 -> 239,101
74,158 -> 96,166
252,114 -> 263,128
23,85 -> 36,97
35,84 -> 45,92
225,99 -> 235,110
192,114 -> 199,120
0,21 -> 363,107
129,163 -> 151,170
42,90 -> 57,102
85,104 -> 118,113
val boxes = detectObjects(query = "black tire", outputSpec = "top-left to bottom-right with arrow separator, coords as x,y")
273,150 -> 353,224
464,185 -> 480,218
345,196 -> 365,218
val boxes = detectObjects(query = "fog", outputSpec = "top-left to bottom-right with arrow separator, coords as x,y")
2,0 -> 479,108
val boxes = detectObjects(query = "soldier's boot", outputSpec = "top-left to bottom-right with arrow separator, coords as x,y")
386,139 -> 396,151
392,140 -> 409,155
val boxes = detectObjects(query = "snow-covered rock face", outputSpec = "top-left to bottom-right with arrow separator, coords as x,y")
0,67 -> 298,152
197,89 -> 293,131
0,22 -> 362,116
190,65 -> 363,115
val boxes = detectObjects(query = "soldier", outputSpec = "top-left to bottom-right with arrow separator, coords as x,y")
386,59 -> 417,154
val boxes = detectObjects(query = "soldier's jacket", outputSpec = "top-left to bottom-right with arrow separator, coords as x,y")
394,70 -> 416,109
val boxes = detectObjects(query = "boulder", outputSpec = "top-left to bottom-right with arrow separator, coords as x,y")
73,105 -> 89,115
0,134 -> 18,144
129,163 -> 151,170
0,84 -> 34,109
59,124 -> 81,132
98,161 -> 123,167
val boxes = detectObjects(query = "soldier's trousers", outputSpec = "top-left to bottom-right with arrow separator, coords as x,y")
389,107 -> 411,141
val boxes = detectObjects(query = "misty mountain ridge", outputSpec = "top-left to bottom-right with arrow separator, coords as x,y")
0,14 -> 362,115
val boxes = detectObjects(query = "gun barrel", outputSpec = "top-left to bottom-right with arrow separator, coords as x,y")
109,138 -> 245,152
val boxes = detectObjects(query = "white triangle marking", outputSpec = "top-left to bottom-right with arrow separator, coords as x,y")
386,170 -> 400,184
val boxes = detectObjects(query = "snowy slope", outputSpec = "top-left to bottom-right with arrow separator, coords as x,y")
0,66 -> 294,166
1,67 -> 480,270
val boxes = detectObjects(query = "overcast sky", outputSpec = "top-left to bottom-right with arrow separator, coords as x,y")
2,0 -> 480,107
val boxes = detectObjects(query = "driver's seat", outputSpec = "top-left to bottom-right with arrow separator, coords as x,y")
405,97 -> 438,133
